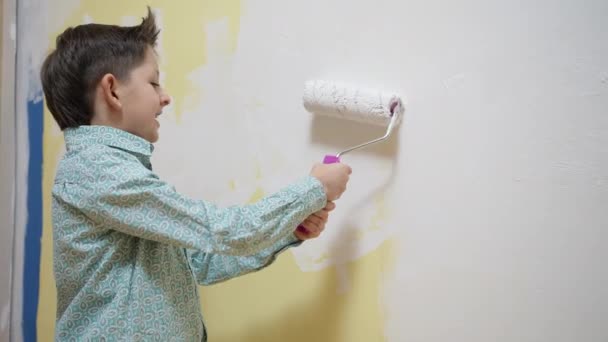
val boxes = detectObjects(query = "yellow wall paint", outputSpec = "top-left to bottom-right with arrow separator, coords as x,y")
37,111 -> 63,337
38,1 -> 393,340
200,240 -> 394,342
247,187 -> 266,204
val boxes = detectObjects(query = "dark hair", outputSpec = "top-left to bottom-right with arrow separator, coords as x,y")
40,7 -> 160,130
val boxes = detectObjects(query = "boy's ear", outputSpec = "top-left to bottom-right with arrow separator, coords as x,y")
99,74 -> 122,111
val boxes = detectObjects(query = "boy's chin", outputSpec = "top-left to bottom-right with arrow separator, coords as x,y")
147,131 -> 159,143
139,128 -> 159,143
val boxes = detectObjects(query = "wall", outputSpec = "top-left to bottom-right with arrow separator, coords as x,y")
0,0 -> 17,340
11,0 -> 608,341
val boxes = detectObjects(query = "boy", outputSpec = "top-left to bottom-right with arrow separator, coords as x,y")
41,8 -> 351,341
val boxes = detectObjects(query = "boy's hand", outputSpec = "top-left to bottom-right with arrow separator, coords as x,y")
310,163 -> 352,201
295,202 -> 336,240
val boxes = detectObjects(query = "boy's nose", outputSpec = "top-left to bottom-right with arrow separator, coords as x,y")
160,92 -> 171,107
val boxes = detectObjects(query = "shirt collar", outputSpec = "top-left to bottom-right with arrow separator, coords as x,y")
64,125 -> 154,156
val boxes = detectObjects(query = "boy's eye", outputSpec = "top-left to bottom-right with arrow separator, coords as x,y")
150,82 -> 160,88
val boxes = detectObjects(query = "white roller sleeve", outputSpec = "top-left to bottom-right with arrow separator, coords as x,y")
303,80 -> 404,126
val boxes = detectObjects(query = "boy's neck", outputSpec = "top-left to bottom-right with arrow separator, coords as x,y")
90,107 -> 124,131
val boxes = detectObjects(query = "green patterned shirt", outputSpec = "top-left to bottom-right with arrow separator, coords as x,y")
52,125 -> 326,341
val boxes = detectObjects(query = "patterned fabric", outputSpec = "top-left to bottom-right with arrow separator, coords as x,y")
52,125 -> 326,341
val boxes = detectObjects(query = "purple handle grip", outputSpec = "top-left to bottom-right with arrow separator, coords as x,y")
296,155 -> 341,235
323,155 -> 341,164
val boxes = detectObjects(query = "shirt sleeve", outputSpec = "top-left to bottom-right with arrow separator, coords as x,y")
53,147 -> 326,256
186,233 -> 302,285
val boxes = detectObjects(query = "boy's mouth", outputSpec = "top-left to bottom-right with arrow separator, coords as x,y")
155,112 -> 162,118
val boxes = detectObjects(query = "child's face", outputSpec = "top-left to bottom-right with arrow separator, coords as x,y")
118,47 -> 170,143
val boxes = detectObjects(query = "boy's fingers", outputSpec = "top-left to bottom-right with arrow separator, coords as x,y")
296,220 -> 324,240
324,201 -> 336,211
304,217 -> 325,233
307,215 -> 324,225
304,221 -> 323,236
313,210 -> 329,221
297,207 -> 333,240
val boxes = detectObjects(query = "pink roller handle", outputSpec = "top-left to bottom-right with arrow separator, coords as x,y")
322,155 -> 341,164
296,155 -> 340,235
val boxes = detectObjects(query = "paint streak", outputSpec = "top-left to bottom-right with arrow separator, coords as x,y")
369,194 -> 389,231
253,98 -> 264,108
255,161 -> 263,180
247,187 -> 265,204
344,195 -> 390,242
228,180 -> 237,191
24,99 -> 44,342
312,252 -> 331,264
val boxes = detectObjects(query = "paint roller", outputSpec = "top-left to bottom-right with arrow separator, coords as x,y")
297,80 -> 405,233
303,79 -> 405,163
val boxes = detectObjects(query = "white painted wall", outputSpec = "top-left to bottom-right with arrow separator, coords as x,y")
153,0 -> 608,340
